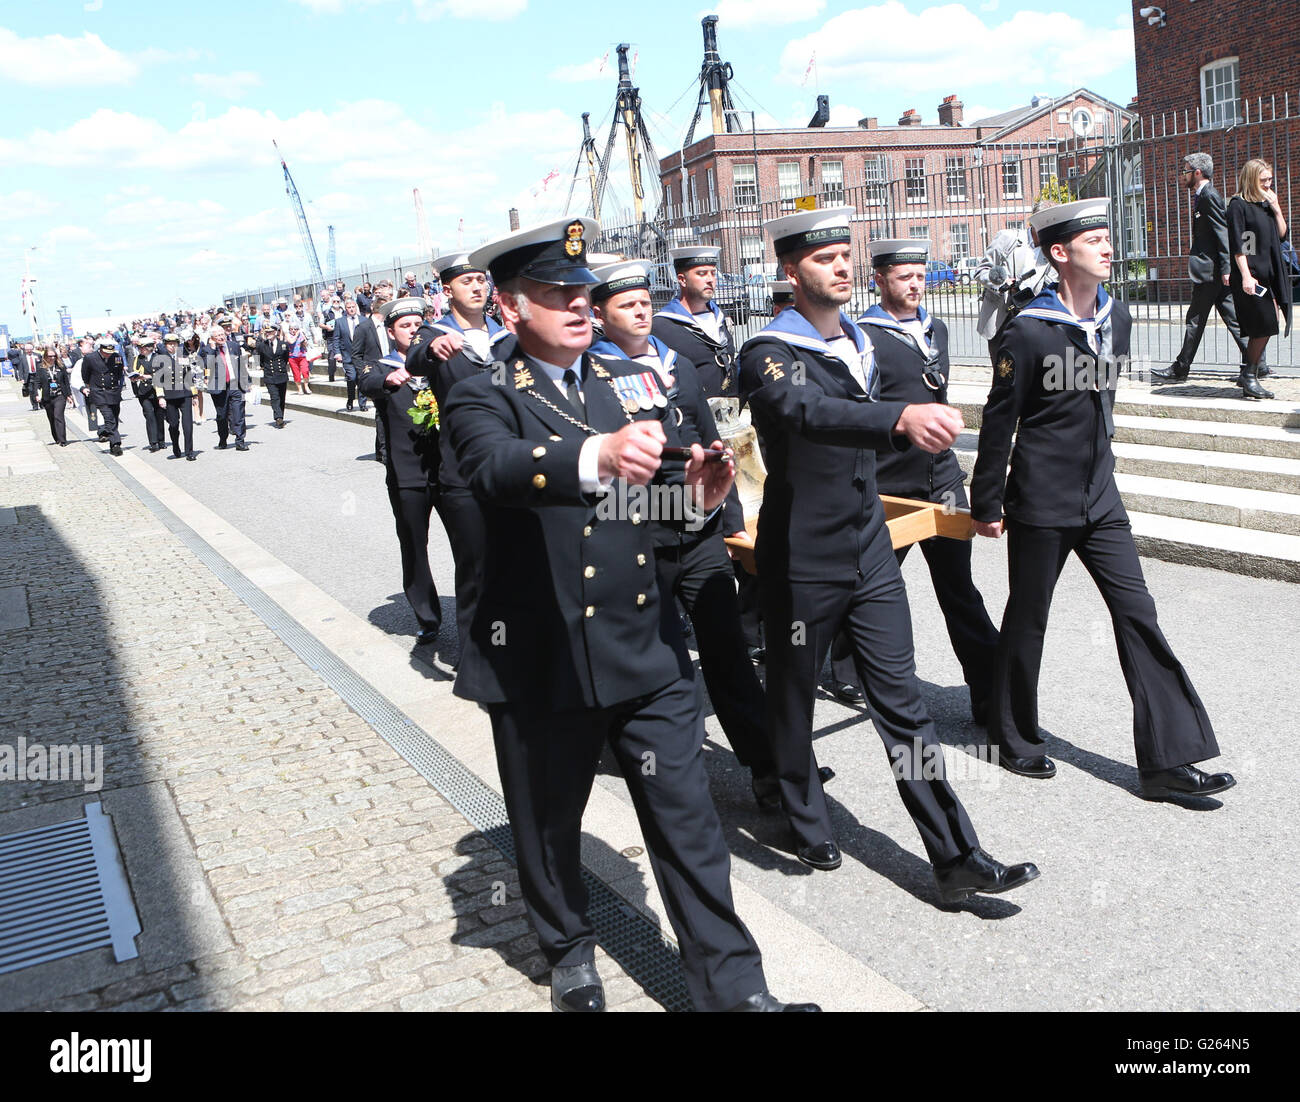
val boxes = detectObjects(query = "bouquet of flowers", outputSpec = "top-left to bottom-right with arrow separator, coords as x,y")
407,385 -> 439,432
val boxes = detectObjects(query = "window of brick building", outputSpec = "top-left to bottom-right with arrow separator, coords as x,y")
863,155 -> 888,207
945,156 -> 967,202
821,160 -> 845,205
732,162 -> 757,208
1201,58 -> 1241,129
908,224 -> 930,246
1002,155 -> 1023,200
905,157 -> 927,204
1038,155 -> 1056,189
950,223 -> 970,260
740,234 -> 764,269
689,173 -> 698,215
778,162 -> 802,211
706,168 -> 716,212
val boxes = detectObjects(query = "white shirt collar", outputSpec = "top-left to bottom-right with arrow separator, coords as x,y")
1195,179 -> 1208,196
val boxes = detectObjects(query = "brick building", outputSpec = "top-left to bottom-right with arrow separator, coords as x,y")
654,89 -> 1130,273
1130,0 -> 1300,273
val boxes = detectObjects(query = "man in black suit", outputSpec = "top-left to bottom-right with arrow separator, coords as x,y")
201,318 -> 252,451
739,207 -> 1038,902
255,327 -> 291,428
445,217 -> 816,1013
81,336 -> 126,455
972,200 -> 1233,803
357,298 -> 442,647
335,298 -> 369,413
17,343 -> 42,411
353,287 -> 393,463
1151,152 -> 1255,381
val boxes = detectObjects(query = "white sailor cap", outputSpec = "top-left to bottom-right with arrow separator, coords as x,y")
469,216 -> 600,287
382,296 -> 426,324
669,245 -> 721,271
432,251 -> 483,282
590,259 -> 652,302
138,333 -> 158,346
764,206 -> 854,256
162,332 -> 181,343
869,238 -> 930,267
96,336 -> 116,349
769,280 -> 795,303
1029,198 -> 1110,249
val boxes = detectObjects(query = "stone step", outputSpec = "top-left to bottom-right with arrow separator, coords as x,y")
1128,512 -> 1300,584
1111,442 -> 1300,496
1110,415 -> 1300,460
282,390 -> 375,426
948,381 -> 1300,431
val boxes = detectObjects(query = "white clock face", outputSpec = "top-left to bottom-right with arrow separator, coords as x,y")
1071,107 -> 1095,137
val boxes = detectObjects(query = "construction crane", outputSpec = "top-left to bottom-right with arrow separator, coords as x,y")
413,188 -> 433,260
273,139 -> 324,290
327,225 -> 337,282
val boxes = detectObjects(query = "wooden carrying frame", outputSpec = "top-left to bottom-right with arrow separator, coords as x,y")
724,496 -> 975,575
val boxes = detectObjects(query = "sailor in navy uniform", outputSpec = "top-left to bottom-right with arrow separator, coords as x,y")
358,298 -> 443,647
81,336 -> 127,456
739,206 -> 1038,902
153,333 -> 198,460
651,245 -> 736,398
971,200 -> 1233,802
129,334 -> 168,452
589,259 -> 781,808
404,251 -> 515,662
857,239 -> 999,724
444,217 -> 816,1012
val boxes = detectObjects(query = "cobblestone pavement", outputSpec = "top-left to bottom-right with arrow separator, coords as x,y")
0,385 -> 658,1012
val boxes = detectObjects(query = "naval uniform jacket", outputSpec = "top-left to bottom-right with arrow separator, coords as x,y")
652,297 -> 737,399
80,350 -> 125,406
149,351 -> 197,399
738,309 -> 910,584
358,349 -> 440,491
970,284 -> 1128,527
444,348 -> 698,712
255,337 -> 291,383
857,305 -> 964,500
404,316 -> 513,494
589,334 -> 745,543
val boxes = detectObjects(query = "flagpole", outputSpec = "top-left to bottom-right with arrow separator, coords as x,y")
24,249 -> 41,344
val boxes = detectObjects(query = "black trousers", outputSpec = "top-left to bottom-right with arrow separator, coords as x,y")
42,399 -> 67,444
326,351 -> 340,382
832,484 -> 999,703
761,518 -> 979,864
736,566 -> 763,650
1174,280 -> 1250,370
656,535 -> 774,773
211,390 -> 246,444
489,675 -> 766,1011
434,487 -> 485,656
343,361 -> 366,409
24,373 -> 39,410
138,397 -> 165,448
386,481 -> 440,634
265,380 -> 287,422
375,415 -> 388,463
164,397 -> 194,456
990,500 -> 1218,771
96,401 -> 122,445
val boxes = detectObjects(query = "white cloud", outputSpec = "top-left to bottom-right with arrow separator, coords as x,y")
706,0 -> 825,29
0,191 -> 58,220
193,71 -> 263,100
827,103 -> 865,127
779,2 -> 1133,92
549,55 -> 612,83
0,28 -> 137,85
287,0 -> 527,17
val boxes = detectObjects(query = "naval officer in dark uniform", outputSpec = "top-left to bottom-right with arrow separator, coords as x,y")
588,258 -> 782,808
739,206 -> 1038,902
358,298 -> 443,648
443,217 -> 816,1012
151,333 -> 198,460
404,251 -> 514,661
857,239 -> 999,724
81,336 -> 126,456
129,334 -> 167,452
651,245 -> 737,398
255,327 -> 291,429
971,199 -> 1233,802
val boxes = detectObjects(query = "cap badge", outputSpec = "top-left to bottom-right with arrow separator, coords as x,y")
564,221 -> 585,258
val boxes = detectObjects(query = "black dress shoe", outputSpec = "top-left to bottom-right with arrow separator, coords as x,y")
550,962 -> 604,1013
186,453 -> 197,462
235,441 -> 249,451
1139,764 -> 1236,801
729,990 -> 822,1012
216,441 -> 228,450
796,841 -> 842,871
747,645 -> 765,663
276,418 -> 285,428
1149,363 -> 1188,383
344,404 -> 355,412
414,628 -> 439,647
998,753 -> 1056,778
818,765 -> 835,785
109,443 -> 123,456
830,682 -> 864,704
935,847 -> 1040,904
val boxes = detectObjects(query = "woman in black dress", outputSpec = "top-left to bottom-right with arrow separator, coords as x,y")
35,348 -> 74,446
1227,158 -> 1291,400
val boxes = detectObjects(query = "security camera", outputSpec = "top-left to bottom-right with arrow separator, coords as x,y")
1139,5 -> 1166,24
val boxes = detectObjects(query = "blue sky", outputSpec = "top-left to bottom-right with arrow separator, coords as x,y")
0,0 -> 1136,330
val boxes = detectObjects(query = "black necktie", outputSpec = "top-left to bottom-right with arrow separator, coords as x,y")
563,368 -> 585,422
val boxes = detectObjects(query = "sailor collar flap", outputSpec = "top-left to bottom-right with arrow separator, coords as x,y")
858,304 -> 940,364
655,296 -> 729,347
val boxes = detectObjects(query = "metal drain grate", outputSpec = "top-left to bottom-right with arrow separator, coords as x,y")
0,802 -> 141,975
97,449 -> 694,1011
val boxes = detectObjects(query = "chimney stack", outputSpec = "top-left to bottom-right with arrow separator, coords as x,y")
898,108 -> 922,127
508,208 -> 520,231
857,116 -> 878,130
938,95 -> 963,127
